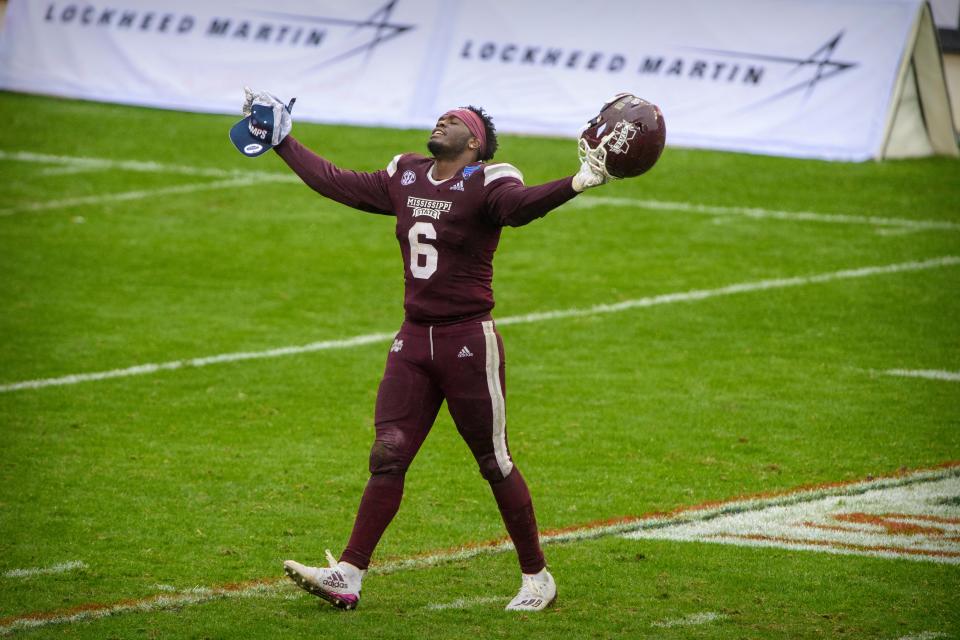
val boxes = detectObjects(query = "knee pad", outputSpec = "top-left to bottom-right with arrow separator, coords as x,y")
477,452 -> 512,484
369,437 -> 409,476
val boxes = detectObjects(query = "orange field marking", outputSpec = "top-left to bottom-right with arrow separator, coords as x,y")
2,461 -> 958,634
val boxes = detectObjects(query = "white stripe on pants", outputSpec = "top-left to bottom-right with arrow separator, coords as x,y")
481,320 -> 513,478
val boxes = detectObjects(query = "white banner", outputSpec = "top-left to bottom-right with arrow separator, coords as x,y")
435,0 -> 922,160
0,0 -> 443,127
0,0 -> 927,160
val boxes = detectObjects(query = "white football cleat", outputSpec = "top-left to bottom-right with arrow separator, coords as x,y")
283,550 -> 364,610
505,568 -> 557,611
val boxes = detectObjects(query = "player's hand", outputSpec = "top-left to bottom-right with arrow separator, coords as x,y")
571,136 -> 611,192
572,160 -> 608,192
241,87 -> 296,146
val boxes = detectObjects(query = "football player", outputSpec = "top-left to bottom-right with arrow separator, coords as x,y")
230,89 -> 655,611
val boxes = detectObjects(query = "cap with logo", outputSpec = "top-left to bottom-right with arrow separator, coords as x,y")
229,104 -> 276,157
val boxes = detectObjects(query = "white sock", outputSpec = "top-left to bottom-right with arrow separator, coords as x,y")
524,567 -> 550,581
338,561 -> 364,581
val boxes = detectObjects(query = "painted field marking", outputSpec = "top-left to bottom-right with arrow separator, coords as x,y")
624,475 -> 960,563
4,150 -> 957,232
0,149 -> 294,182
883,369 -> 960,382
0,463 -> 956,635
875,227 -> 924,237
2,561 -> 88,579
0,582 -> 286,635
38,165 -> 111,177
572,195 -> 960,232
0,149 -> 298,217
0,177 -> 273,217
651,611 -> 728,628
895,632 -> 949,640
425,595 -> 504,611
0,332 -> 396,393
2,255 -> 956,394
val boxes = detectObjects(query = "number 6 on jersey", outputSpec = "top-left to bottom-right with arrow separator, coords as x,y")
408,221 -> 438,279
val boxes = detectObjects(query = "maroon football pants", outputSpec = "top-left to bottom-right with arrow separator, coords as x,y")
339,317 -> 546,574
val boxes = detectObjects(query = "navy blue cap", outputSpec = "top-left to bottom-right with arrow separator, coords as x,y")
229,103 -> 275,157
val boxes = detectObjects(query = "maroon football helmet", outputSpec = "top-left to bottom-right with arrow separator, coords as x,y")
579,93 -> 666,178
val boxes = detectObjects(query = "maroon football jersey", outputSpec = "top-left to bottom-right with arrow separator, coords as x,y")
275,137 -> 578,324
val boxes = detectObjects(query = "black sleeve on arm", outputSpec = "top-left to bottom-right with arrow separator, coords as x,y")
485,177 -> 579,227
274,136 -> 394,215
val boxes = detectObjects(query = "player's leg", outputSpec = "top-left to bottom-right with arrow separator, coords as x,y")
441,320 -> 556,611
285,330 -> 441,609
340,353 -> 442,570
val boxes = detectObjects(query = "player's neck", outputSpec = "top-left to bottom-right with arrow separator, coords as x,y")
431,152 -> 478,181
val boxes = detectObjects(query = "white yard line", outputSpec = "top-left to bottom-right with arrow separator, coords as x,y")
652,611 -> 728,628
0,332 -> 396,393
0,149 -> 291,181
425,595 -> 505,610
0,583 -> 286,635
874,227 -> 923,237
4,150 -> 957,231
1,466 -> 955,634
572,195 -> 960,232
1,256 -> 957,394
3,561 -> 88,579
496,256 -> 959,326
0,177 -> 272,216
895,633 -> 949,640
883,369 -> 960,382
38,165 -> 111,177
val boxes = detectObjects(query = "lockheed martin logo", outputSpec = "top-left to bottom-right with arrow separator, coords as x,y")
258,0 -> 414,67
693,31 -> 857,107
44,1 -> 415,63
459,30 -> 858,109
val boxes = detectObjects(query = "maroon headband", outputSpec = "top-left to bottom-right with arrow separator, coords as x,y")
443,108 -> 486,157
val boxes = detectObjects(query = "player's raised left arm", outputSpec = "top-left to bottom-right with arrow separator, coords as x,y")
484,128 -> 617,227
484,175 -> 578,228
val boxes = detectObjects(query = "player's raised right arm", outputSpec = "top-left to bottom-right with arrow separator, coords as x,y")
229,89 -> 393,215
275,136 -> 394,216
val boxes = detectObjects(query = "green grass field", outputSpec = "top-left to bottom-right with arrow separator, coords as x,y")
1,91 -> 958,638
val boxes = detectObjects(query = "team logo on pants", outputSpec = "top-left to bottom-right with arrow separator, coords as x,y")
390,338 -> 404,353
